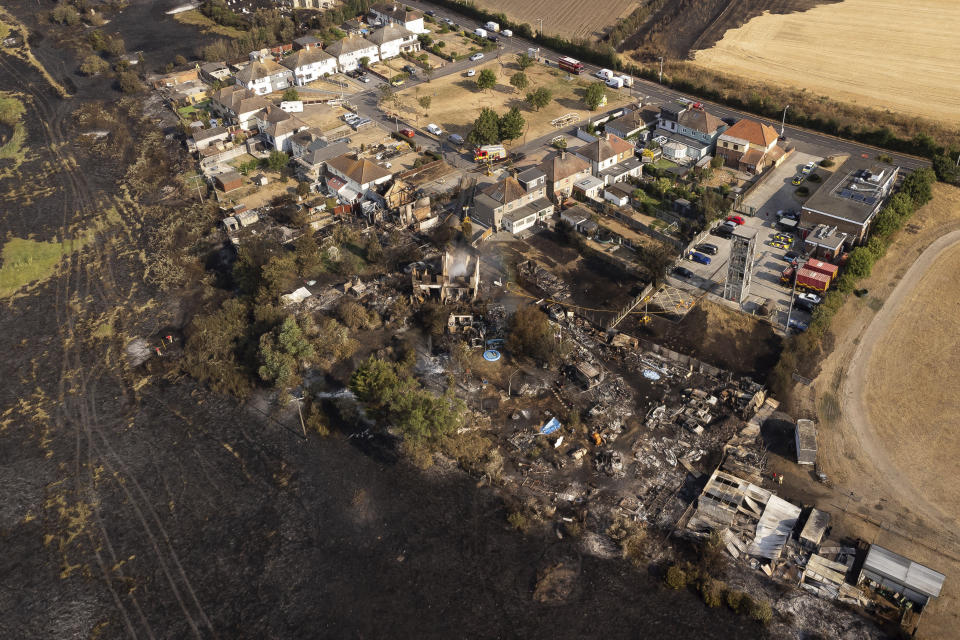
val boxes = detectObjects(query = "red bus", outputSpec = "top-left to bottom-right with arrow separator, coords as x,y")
557,56 -> 584,74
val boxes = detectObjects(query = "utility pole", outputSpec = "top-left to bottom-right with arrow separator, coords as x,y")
780,105 -> 790,138
186,174 -> 205,203
784,262 -> 799,331
538,18 -> 543,38
294,394 -> 307,438
658,57 -> 663,84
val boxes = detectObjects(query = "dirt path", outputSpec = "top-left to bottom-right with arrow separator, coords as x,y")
839,229 -> 960,532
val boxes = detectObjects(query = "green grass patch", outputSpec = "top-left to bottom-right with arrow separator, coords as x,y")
0,234 -> 93,298
653,158 -> 678,169
177,100 -> 210,120
0,93 -> 26,162
173,10 -> 246,39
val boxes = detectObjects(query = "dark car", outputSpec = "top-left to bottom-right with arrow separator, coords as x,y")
425,10 -> 436,16
402,64 -> 417,74
784,250 -> 801,261
696,243 -> 718,255
672,266 -> 694,279
487,35 -> 499,43
712,225 -> 733,238
688,251 -> 711,265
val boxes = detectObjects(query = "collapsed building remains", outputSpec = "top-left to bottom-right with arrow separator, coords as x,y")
411,250 -> 480,303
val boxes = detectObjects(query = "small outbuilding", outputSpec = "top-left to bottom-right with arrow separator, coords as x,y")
252,173 -> 269,186
795,418 -> 817,465
573,361 -> 604,389
799,508 -> 830,551
859,545 -> 945,608
215,171 -> 244,192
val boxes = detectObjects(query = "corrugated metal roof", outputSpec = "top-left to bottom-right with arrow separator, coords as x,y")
863,545 -> 945,598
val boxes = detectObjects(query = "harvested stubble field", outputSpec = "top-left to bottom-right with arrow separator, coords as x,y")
394,60 -> 632,143
692,0 -> 960,125
469,0 -> 641,40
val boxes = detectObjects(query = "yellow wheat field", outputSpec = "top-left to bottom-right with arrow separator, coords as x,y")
692,0 -> 960,125
469,0 -> 640,40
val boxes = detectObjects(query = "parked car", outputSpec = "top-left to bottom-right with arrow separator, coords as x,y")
466,69 -> 476,77
783,250 -> 802,262
425,9 -> 436,16
358,74 -> 370,83
725,215 -> 744,225
695,243 -> 718,255
443,17 -> 455,25
426,123 -> 443,135
402,64 -> 417,74
797,292 -> 822,305
672,266 -> 695,279
469,53 -> 484,62
773,233 -> 793,244
802,161 -> 816,174
448,133 -> 464,145
712,225 -> 734,238
788,318 -> 809,332
688,251 -> 711,265
399,128 -> 415,138
791,175 -> 804,186
778,209 -> 800,220
487,35 -> 499,43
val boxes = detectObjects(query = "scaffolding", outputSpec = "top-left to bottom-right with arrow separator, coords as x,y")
724,227 -> 757,304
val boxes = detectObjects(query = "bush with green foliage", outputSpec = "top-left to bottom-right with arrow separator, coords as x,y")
665,564 -> 688,590
79,55 -> 110,76
525,87 -> 553,111
475,68 -> 496,92
499,107 -> 525,142
748,598 -> 773,624
468,107 -> 501,145
583,82 -> 606,111
257,315 -> 314,388
507,305 -> 558,364
509,71 -> 529,92
699,578 -> 726,608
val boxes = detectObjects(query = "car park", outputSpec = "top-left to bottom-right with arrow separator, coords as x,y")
791,175 -> 803,185
469,53 -> 484,62
688,251 -> 711,265
426,123 -> 443,135
466,69 -> 475,77
672,266 -> 695,279
399,128 -> 415,138
695,243 -> 718,255
725,215 -> 745,225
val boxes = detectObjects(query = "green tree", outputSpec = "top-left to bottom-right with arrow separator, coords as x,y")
516,52 -> 534,70
509,71 -> 528,93
552,137 -> 567,150
900,167 -> 936,207
525,87 -> 553,111
378,84 -> 395,106
282,88 -> 299,102
584,82 -> 606,111
932,153 -> 960,185
258,316 -> 315,388
116,71 -> 143,94
359,56 -> 370,68
294,233 -> 323,278
507,305 -> 557,364
266,151 -> 289,172
174,54 -> 188,66
423,63 -> 434,83
296,180 -> 311,198
417,95 -> 432,114
498,107 -> 525,142
365,233 -> 383,263
181,298 -> 252,397
476,68 -> 496,92
467,107 -> 501,145
845,247 -> 875,280
50,3 -> 80,25
79,54 -> 109,75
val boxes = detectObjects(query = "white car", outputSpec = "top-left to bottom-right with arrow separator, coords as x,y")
426,123 -> 443,136
796,292 -> 822,305
469,53 -> 484,62
466,69 -> 476,77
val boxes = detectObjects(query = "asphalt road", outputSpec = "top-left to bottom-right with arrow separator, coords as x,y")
398,0 -> 931,172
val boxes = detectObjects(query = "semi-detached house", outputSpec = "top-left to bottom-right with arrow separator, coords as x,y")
281,45 -> 338,85
325,34 -> 379,72
255,106 -> 310,152
573,133 -> 641,185
716,118 -> 782,173
209,86 -> 271,130
326,152 -> 394,201
368,23 -> 420,60
369,3 -> 426,34
538,150 -> 591,202
473,169 -> 555,235
654,102 -> 726,161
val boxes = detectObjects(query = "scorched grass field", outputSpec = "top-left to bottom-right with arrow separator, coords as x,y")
692,0 -> 960,125
469,0 -> 641,40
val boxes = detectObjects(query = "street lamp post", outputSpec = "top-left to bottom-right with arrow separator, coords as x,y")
538,18 -> 543,38
780,105 -> 790,138
658,56 -> 663,84
508,368 -> 523,397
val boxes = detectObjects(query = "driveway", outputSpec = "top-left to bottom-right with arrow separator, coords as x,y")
742,150 -> 822,219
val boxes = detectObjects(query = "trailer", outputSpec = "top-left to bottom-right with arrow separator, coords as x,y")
501,29 -> 512,37
485,21 -> 500,32
474,28 -> 487,38
796,268 -> 830,293
804,258 -> 838,281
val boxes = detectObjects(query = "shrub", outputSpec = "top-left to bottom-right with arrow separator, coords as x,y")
700,578 -> 726,608
725,588 -> 745,612
507,511 -> 529,533
807,173 -> 822,183
819,158 -> 835,168
665,564 -> 688,590
748,598 -> 773,624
